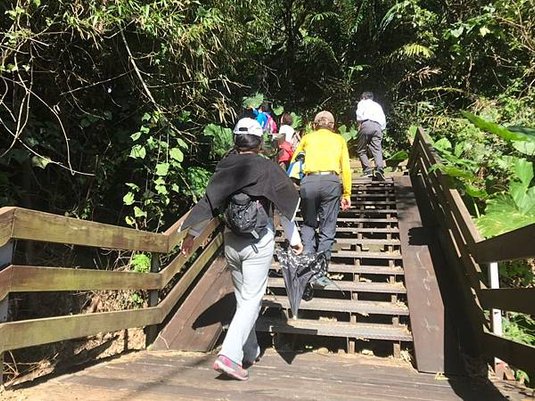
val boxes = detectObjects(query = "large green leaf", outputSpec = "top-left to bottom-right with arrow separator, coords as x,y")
242,93 -> 264,109
513,159 -> 534,188
462,112 -> 533,142
476,194 -> 535,237
387,150 -> 409,162
513,140 -> 535,156
203,123 -> 234,158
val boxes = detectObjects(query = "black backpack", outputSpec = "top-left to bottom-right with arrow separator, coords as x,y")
224,193 -> 269,239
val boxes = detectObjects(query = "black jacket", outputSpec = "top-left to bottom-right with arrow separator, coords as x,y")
182,153 -> 300,230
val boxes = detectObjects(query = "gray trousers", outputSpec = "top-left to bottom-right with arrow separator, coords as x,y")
221,227 -> 274,365
357,120 -> 384,171
299,174 -> 342,260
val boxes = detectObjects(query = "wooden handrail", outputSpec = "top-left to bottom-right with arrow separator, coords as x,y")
0,207 -> 192,253
0,205 -> 225,355
472,223 -> 535,263
409,128 -> 535,378
0,232 -> 224,353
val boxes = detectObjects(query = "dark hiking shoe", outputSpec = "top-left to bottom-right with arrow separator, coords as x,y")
361,169 -> 373,178
374,169 -> 385,181
213,355 -> 249,381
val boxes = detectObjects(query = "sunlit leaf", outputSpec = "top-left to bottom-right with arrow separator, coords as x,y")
465,184 -> 487,199
169,148 -> 183,162
462,112 -> 533,142
155,162 -> 169,176
123,192 -> 135,205
242,93 -> 264,109
273,105 -> 284,116
387,150 -> 409,162
129,145 -> 146,159
134,206 -> 147,218
32,156 -> 51,169
476,194 -> 535,237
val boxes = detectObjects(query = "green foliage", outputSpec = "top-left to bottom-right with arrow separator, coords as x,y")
476,159 -> 535,237
242,93 -> 264,109
503,312 -> 535,347
202,124 -> 234,159
131,253 -> 151,273
338,124 -> 358,143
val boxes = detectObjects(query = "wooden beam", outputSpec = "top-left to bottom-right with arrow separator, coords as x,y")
159,233 -> 224,318
394,176 -> 446,373
0,307 -> 163,353
0,208 -> 15,248
152,255 -> 232,351
5,265 -> 162,293
472,223 -> 535,263
0,241 -> 14,385
0,234 -> 224,354
164,212 -> 190,251
12,208 -> 168,253
479,288 -> 535,315
160,218 -> 221,286
482,332 -> 535,381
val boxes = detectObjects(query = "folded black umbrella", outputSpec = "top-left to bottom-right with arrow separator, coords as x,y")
275,248 -> 328,318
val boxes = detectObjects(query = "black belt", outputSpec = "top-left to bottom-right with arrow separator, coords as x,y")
306,171 -> 338,176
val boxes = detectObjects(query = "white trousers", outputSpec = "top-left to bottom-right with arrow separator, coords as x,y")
220,227 -> 274,364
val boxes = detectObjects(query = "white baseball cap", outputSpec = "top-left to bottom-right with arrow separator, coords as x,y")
233,118 -> 263,137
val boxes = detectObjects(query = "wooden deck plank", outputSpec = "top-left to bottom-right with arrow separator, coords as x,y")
2,350 -> 521,401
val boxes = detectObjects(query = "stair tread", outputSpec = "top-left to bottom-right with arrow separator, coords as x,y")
351,200 -> 397,205
257,316 -> 413,341
270,263 -> 404,275
335,227 -> 400,233
263,296 -> 409,315
295,217 -> 398,223
331,250 -> 403,259
344,209 -> 399,214
334,238 -> 401,245
268,278 -> 407,293
352,193 -> 397,198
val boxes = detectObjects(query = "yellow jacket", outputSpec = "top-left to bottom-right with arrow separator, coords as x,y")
292,128 -> 352,200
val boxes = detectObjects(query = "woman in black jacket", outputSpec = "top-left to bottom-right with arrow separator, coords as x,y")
181,117 -> 303,381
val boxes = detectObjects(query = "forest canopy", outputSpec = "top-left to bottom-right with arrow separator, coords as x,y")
0,0 -> 533,232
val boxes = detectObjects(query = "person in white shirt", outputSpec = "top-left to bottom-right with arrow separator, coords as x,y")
355,92 -> 387,180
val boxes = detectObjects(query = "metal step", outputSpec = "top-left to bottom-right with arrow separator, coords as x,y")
263,296 -> 409,315
268,278 -> 407,294
257,316 -> 413,342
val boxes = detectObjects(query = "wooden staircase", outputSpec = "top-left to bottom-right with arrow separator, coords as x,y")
257,177 -> 413,357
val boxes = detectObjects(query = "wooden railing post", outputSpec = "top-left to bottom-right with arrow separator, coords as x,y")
0,240 -> 14,386
145,253 -> 161,347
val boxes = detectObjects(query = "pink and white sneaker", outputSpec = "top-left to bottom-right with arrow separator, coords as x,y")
213,355 -> 249,381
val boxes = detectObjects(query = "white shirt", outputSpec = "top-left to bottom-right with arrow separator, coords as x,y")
279,124 -> 295,143
356,99 -> 386,130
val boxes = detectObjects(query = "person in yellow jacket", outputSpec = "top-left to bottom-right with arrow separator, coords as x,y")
290,110 -> 352,261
